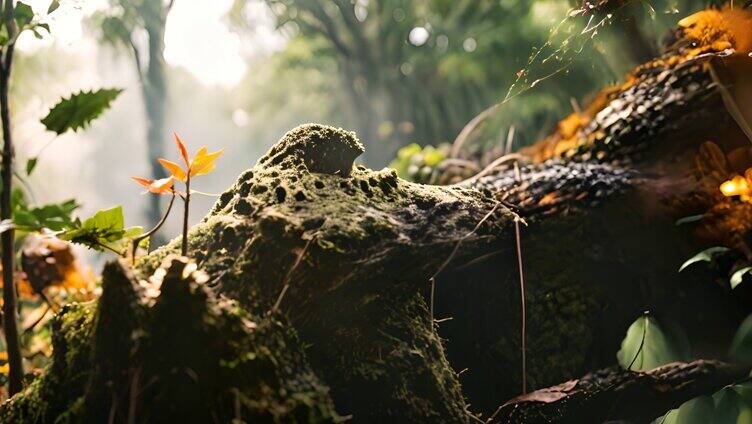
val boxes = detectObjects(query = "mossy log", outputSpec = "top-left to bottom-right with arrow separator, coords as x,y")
2,48 -> 752,422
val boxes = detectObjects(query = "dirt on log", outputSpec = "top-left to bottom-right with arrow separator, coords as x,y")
2,35 -> 752,423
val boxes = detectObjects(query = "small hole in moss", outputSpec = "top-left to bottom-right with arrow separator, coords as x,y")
239,182 -> 252,197
368,177 -> 378,187
275,186 -> 287,203
234,198 -> 254,215
253,185 -> 268,195
339,181 -> 349,189
219,191 -> 234,206
359,180 -> 371,194
294,191 -> 307,201
315,180 -> 325,189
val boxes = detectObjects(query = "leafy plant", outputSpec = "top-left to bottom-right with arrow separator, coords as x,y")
58,206 -> 143,255
0,2 -> 122,394
653,382 -> 752,423
157,133 -> 223,256
617,313 -> 691,371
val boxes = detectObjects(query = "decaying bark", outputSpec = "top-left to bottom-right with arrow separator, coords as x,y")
2,27 -> 752,423
494,360 -> 750,423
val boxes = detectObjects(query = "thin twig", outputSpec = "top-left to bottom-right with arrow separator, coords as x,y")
429,203 -> 502,282
511,140 -> 527,395
271,237 -> 314,314
22,303 -> 50,334
132,192 -> 177,264
429,277 -> 436,321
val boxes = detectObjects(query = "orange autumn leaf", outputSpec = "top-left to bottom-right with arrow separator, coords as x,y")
131,176 -> 175,194
189,146 -> 224,177
159,158 -> 188,182
174,133 -> 190,167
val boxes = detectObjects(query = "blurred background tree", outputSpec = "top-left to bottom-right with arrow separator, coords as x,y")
91,0 -> 175,232
229,0 -> 713,165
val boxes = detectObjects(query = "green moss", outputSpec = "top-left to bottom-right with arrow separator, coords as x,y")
0,303 -> 94,424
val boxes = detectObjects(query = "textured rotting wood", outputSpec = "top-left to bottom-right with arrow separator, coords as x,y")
493,360 -> 750,423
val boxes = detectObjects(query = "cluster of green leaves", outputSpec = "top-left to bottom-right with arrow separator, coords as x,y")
58,206 -> 144,255
389,143 -> 447,183
8,190 -> 143,256
679,245 -> 752,290
11,189 -> 78,232
654,383 -> 752,424
617,313 -> 752,423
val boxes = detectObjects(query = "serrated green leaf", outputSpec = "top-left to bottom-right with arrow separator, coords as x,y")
679,247 -> 731,272
731,267 -> 752,290
730,315 -> 752,365
617,315 -> 691,371
675,214 -> 705,226
26,157 -> 38,176
41,88 -> 123,135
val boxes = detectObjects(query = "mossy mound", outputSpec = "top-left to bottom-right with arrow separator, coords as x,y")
0,258 -> 339,423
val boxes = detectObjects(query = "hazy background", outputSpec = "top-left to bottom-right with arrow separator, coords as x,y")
9,0 -> 714,265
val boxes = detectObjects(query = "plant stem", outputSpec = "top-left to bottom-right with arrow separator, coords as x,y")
0,0 -> 22,396
132,192 -> 176,264
181,176 -> 190,256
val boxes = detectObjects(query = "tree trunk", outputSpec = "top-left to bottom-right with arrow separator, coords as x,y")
1,47 -> 750,422
141,18 -> 169,240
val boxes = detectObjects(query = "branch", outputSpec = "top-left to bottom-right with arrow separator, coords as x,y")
491,360 -> 750,423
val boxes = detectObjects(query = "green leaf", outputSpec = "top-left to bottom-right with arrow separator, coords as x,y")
25,157 -> 38,176
41,88 -> 123,135
58,206 -> 140,255
47,0 -> 60,14
678,247 -> 731,272
13,198 -> 79,232
14,2 -> 34,28
675,214 -> 705,226
673,396 -> 715,424
617,315 -> 691,371
730,315 -> 752,364
712,386 -> 742,424
731,267 -> 752,289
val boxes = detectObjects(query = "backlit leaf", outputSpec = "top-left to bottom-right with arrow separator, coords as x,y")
41,88 -> 123,135
174,133 -> 190,167
617,315 -> 691,371
58,206 -> 138,254
678,247 -> 730,272
189,146 -> 223,177
158,158 -> 187,182
731,267 -> 752,289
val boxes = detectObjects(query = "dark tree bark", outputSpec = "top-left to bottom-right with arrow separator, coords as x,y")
0,0 -> 22,396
